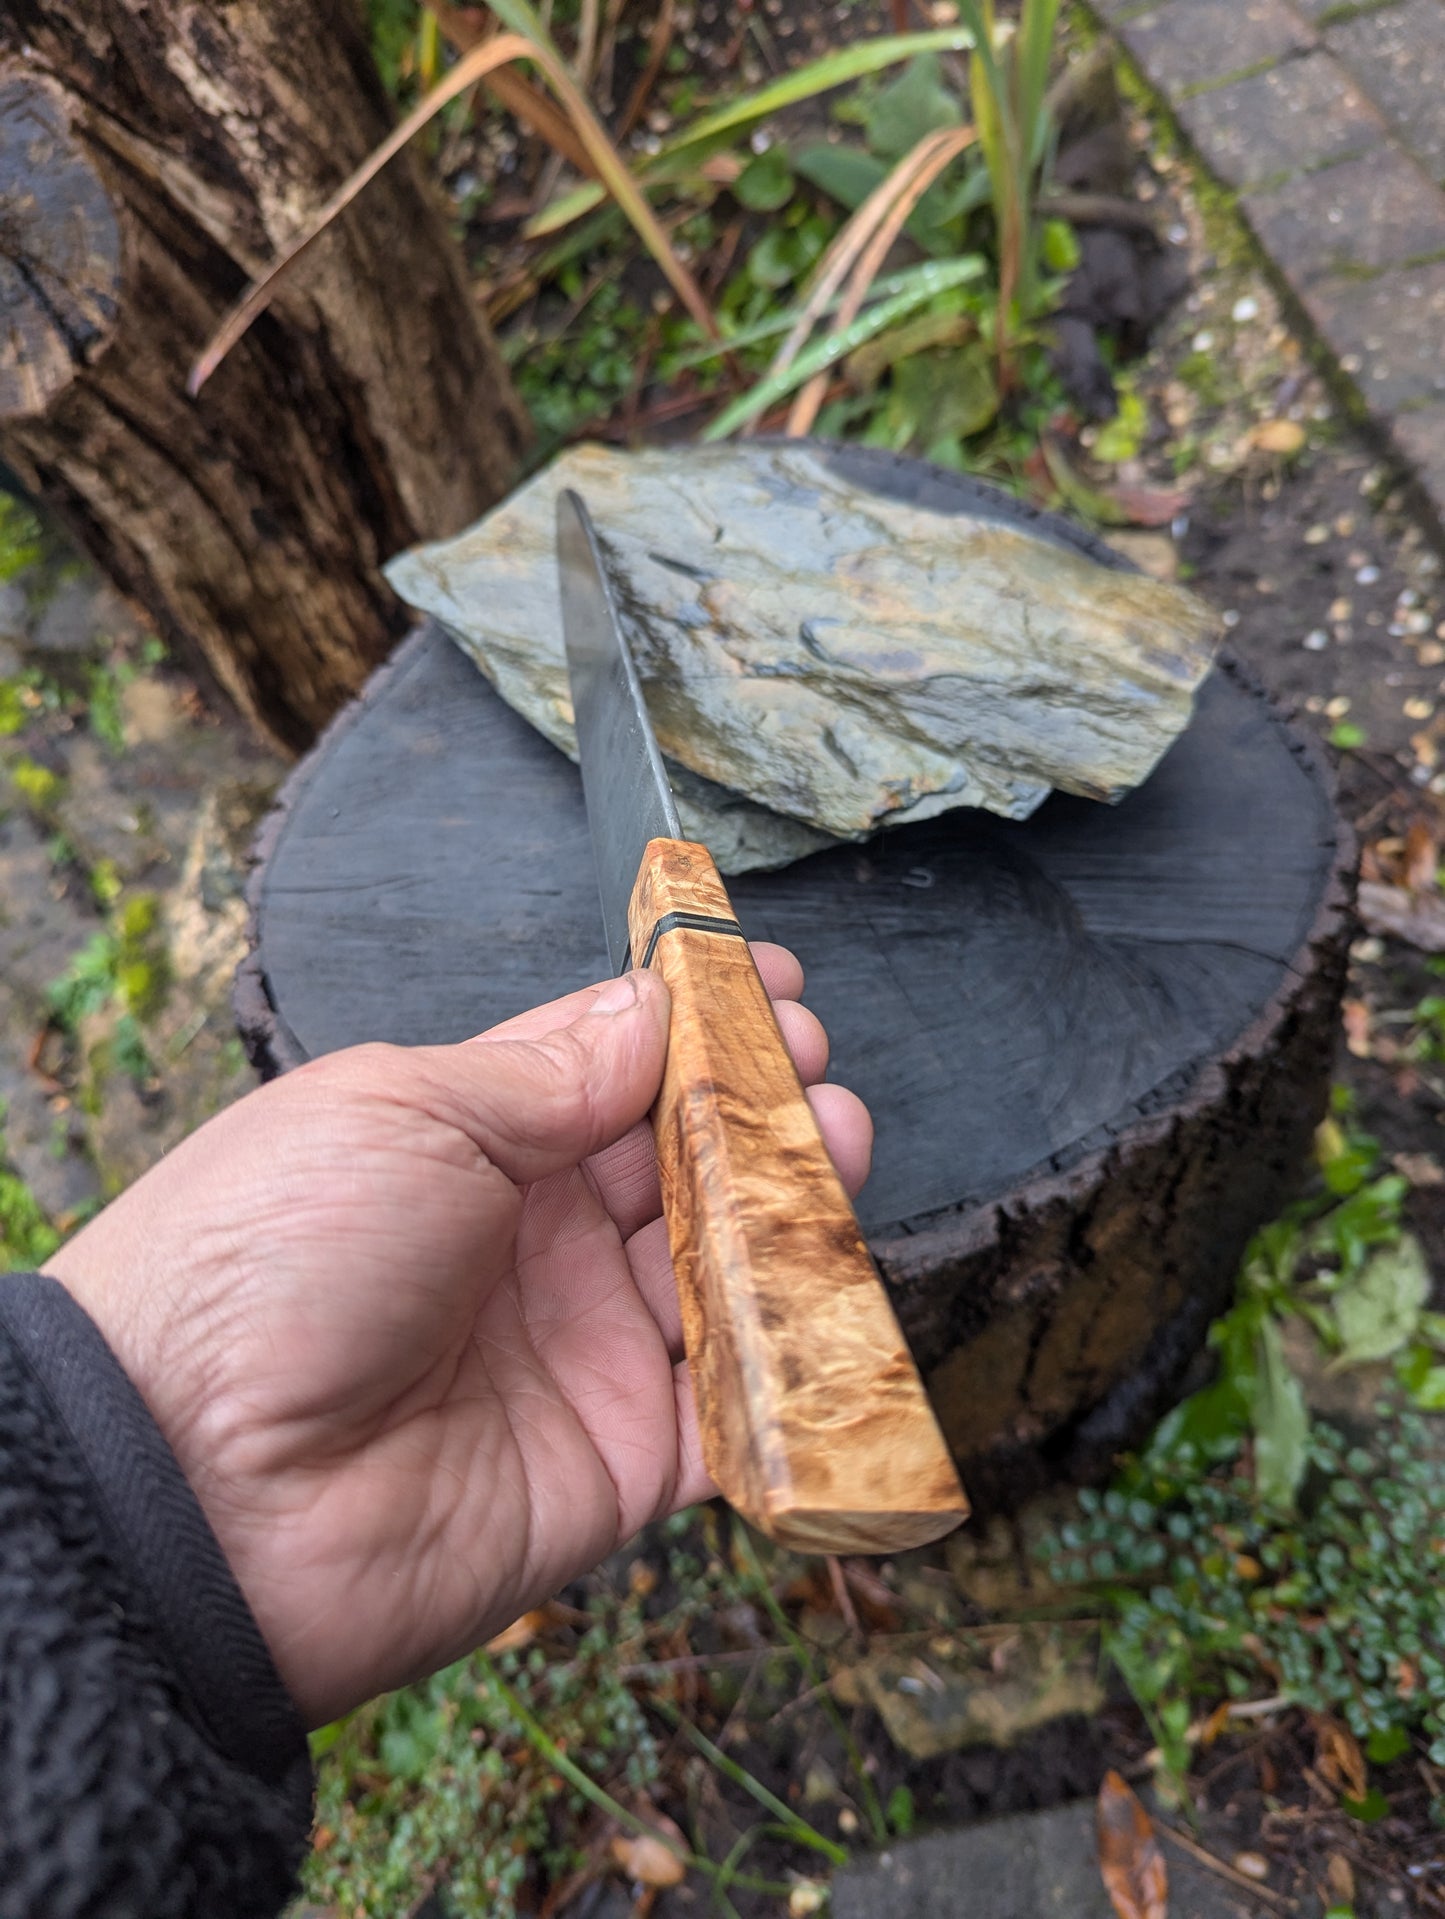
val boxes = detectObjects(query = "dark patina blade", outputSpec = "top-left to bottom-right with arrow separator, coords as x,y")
557,488 -> 682,971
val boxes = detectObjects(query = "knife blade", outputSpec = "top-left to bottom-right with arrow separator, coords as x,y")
557,487 -> 968,1553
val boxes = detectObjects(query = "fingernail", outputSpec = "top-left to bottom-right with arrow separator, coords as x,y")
586,972 -> 641,1016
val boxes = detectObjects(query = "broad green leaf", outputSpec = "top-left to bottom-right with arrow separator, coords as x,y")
846,308 -> 972,386
1366,1724 -> 1410,1763
734,146 -> 795,212
1331,1232 -> 1431,1366
1093,389 -> 1147,465
864,53 -> 963,163
792,142 -> 889,215
1342,1787 -> 1389,1824
1041,217 -> 1081,273
1250,1316 -> 1310,1509
701,254 -> 991,439
892,340 -> 999,440
525,30 -> 978,236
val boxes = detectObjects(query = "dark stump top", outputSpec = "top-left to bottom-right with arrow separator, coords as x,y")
239,456 -> 1344,1246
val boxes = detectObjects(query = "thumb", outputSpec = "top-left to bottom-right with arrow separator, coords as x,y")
412,969 -> 671,1184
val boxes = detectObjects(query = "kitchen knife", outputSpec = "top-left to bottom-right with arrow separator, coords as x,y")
557,487 -> 968,1553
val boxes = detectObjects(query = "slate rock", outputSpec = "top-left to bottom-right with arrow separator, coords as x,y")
387,443 -> 1218,873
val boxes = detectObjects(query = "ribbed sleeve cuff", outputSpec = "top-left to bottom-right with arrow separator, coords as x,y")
0,1271 -> 311,1813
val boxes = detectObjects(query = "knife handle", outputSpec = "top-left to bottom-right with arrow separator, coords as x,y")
627,837 -> 968,1554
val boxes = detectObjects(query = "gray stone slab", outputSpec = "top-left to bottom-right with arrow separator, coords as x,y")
1300,259 -> 1445,409
831,1800 -> 1260,1919
1118,0 -> 1314,97
1392,403 -> 1445,526
1327,0 -> 1445,183
1242,144 -> 1445,285
1175,50 -> 1387,190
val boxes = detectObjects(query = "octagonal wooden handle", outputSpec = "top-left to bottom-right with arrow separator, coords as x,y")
627,837 -> 969,1554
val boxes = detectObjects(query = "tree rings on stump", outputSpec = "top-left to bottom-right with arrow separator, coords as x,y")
238,455 -> 1353,1514
0,72 -> 120,418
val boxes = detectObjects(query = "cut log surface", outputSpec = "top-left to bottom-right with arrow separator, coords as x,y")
239,453 -> 1352,1512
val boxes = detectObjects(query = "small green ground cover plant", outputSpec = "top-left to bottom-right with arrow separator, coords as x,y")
1045,1093 -> 1445,1804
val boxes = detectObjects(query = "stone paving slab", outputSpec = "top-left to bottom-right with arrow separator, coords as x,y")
1242,145 -> 1445,286
1098,0 -> 1445,542
830,1800 -> 1259,1919
1117,0 -> 1315,97
1299,260 -> 1445,411
1173,50 -> 1387,192
1326,0 -> 1445,185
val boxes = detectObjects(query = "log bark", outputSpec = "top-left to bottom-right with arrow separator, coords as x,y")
235,454 -> 1354,1514
0,0 -> 529,753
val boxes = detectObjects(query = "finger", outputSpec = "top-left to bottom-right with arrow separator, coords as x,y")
410,969 -> 672,1185
773,999 -> 829,1087
750,941 -> 804,1002
624,1215 -> 682,1356
808,1082 -> 874,1197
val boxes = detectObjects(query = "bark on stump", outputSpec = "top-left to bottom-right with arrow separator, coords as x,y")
236,455 -> 1353,1514
0,2 -> 528,753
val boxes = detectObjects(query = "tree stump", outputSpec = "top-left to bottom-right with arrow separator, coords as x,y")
0,2 -> 528,753
237,455 -> 1353,1514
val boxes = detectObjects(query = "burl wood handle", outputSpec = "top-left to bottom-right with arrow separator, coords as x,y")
628,838 -> 969,1554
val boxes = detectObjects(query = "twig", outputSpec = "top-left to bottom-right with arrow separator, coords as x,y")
826,1555 -> 862,1638
617,0 -> 676,140
618,1647 -> 785,1678
1156,1824 -> 1292,1910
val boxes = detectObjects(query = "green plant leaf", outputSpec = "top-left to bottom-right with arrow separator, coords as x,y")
1250,1316 -> 1310,1509
526,29 -> 978,236
1092,388 -> 1147,465
1366,1724 -> 1411,1763
701,253 -> 989,439
1040,216 -> 1080,273
1342,1787 -> 1390,1823
792,141 -> 889,214
1331,1233 -> 1431,1367
864,52 -> 963,162
734,146 -> 795,212
892,341 -> 999,441
1330,721 -> 1366,751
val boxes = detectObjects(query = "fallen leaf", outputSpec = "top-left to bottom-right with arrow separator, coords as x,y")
1358,880 -> 1445,952
485,1609 -> 549,1654
1250,419 -> 1306,456
610,1832 -> 686,1888
1096,1769 -> 1168,1919
789,1885 -> 828,1916
1315,1717 -> 1368,1799
1326,1853 -> 1355,1906
1198,1700 -> 1232,1749
1394,1151 -> 1445,1187
1232,1851 -> 1270,1880
1342,998 -> 1372,1059
1102,481 -> 1192,527
1405,819 -> 1439,893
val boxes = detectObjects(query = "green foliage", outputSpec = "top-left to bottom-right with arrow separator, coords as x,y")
0,494 -> 45,584
1044,1095 -> 1445,1788
8,755 -> 62,812
0,1168 -> 60,1269
1330,720 -> 1366,751
46,891 -> 170,1074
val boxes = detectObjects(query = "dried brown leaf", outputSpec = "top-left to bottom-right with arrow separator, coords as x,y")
1315,1717 -> 1368,1799
485,1608 -> 549,1653
1326,1853 -> 1355,1906
1342,998 -> 1373,1060
1096,1769 -> 1168,1919
1405,817 -> 1439,894
1249,419 -> 1306,456
610,1831 -> 687,1888
1099,482 -> 1191,528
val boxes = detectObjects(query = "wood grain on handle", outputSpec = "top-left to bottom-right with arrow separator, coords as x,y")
628,838 -> 969,1554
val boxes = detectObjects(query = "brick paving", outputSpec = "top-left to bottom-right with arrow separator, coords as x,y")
1098,0 -> 1445,536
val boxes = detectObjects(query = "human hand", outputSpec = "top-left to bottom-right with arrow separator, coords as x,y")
44,948 -> 871,1727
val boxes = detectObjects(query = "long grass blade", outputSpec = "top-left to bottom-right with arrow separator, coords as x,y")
759,124 -> 971,408
523,27 -> 977,237
669,255 -> 986,366
786,123 -> 975,435
701,254 -> 986,439
190,20 -> 720,392
656,1702 -> 849,1864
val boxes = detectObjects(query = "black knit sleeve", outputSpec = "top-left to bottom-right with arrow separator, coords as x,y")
0,1273 -> 313,1919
